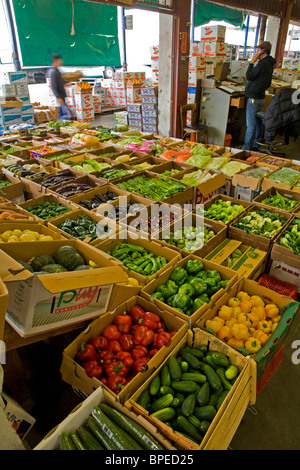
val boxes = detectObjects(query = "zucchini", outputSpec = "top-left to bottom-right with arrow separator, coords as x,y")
176,416 -> 202,443
92,406 -> 141,450
150,407 -> 176,422
138,389 -> 151,410
181,372 -> 207,384
182,394 -> 196,417
87,416 -> 118,450
216,390 -> 230,411
59,432 -> 76,450
187,415 -> 201,429
211,352 -> 230,368
199,420 -> 210,436
69,431 -> 86,450
201,363 -> 222,391
194,405 -> 216,422
225,365 -> 239,380
196,382 -> 210,406
98,403 -> 164,451
160,386 -> 174,396
150,375 -> 161,396
181,352 -> 201,370
216,368 -> 233,391
161,364 -> 172,387
150,394 -> 173,413
77,426 -> 104,450
168,356 -> 182,381
171,380 -> 198,394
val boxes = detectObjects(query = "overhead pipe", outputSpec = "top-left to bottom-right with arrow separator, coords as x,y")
243,15 -> 250,60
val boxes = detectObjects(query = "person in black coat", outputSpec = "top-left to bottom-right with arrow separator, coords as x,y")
264,87 -> 300,145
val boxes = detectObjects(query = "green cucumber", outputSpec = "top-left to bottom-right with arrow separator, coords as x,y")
160,386 -> 174,396
196,382 -> 210,406
161,364 -> 172,387
87,416 -> 118,450
176,416 -> 202,443
69,431 -> 86,450
98,403 -> 164,451
150,375 -> 161,396
138,389 -> 151,410
150,394 -> 174,412
59,432 -> 76,450
204,355 -> 219,369
176,393 -> 185,405
187,415 -> 201,429
180,361 -> 189,373
181,352 -> 201,369
181,347 -> 204,359
216,390 -> 230,411
225,365 -> 239,380
208,387 -> 223,407
77,426 -> 104,450
171,380 -> 198,394
199,420 -> 210,436
150,407 -> 176,422
216,368 -> 233,391
196,345 -> 207,354
182,394 -> 197,417
201,363 -> 222,391
211,352 -> 230,368
194,405 -> 216,422
168,356 -> 182,381
176,432 -> 202,445
181,372 -> 207,384
171,397 -> 181,408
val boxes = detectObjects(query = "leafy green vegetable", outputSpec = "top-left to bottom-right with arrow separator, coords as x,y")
185,154 -> 212,168
218,161 -> 249,176
117,175 -> 187,201
268,168 -> 300,186
233,208 -> 286,239
190,144 -> 214,157
278,219 -> 300,254
241,166 -> 273,178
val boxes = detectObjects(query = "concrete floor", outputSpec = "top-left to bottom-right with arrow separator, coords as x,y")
3,111 -> 300,450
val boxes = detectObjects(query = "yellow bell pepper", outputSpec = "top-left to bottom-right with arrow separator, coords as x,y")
232,323 -> 249,340
245,337 -> 262,355
257,320 -> 271,334
206,318 -> 224,333
250,295 -> 265,307
240,300 -> 252,313
232,306 -> 242,318
253,329 -> 269,346
236,291 -> 250,302
226,318 -> 237,328
265,304 -> 280,319
248,327 -> 256,337
228,297 -> 240,308
272,315 -> 281,324
248,312 -> 260,328
237,313 -> 251,328
271,322 -> 278,333
217,326 -> 233,341
251,305 -> 266,321
218,305 -> 233,321
228,337 -> 245,350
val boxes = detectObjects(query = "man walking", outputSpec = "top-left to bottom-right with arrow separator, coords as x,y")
242,41 -> 276,150
48,54 -> 72,121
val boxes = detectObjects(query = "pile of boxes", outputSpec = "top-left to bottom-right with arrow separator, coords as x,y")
114,111 -> 128,128
73,83 -> 95,122
126,86 -> 158,133
104,72 -> 146,108
93,85 -> 106,114
150,45 -> 159,86
0,71 -> 34,132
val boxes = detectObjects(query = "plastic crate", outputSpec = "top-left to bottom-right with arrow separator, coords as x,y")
256,344 -> 284,396
258,273 -> 298,300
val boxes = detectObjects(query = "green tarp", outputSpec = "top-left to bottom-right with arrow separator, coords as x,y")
12,0 -> 121,67
195,0 -> 245,28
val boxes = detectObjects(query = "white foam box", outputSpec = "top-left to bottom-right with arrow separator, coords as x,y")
190,42 -> 204,57
0,84 -> 15,97
15,84 -> 29,97
201,25 -> 226,42
76,108 -> 94,121
204,41 -> 228,57
1,71 -> 28,85
18,96 -> 30,104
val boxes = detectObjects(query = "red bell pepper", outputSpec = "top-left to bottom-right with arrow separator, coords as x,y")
129,305 -> 145,324
102,325 -> 121,341
105,361 -> 128,378
76,342 -> 96,363
113,314 -> 132,334
83,361 -> 103,379
170,331 -> 177,338
133,325 -> 154,347
119,334 -> 134,352
155,331 -> 172,349
138,311 -> 161,330
134,357 -> 149,373
100,377 -> 107,386
157,320 -> 166,330
131,345 -> 148,360
107,340 -> 122,355
116,352 -> 134,371
87,336 -> 108,351
130,325 -> 139,334
149,348 -> 159,358
106,375 -> 127,394
97,350 -> 115,365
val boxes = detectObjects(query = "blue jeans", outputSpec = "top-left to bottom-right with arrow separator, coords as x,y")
242,98 -> 265,150
58,103 -> 72,121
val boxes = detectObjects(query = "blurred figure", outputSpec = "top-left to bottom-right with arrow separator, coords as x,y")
48,54 -> 72,120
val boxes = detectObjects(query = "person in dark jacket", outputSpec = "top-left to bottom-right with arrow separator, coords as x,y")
264,87 -> 300,144
48,54 -> 72,120
242,41 -> 276,150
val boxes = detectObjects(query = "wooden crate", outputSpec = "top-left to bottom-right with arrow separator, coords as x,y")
125,328 -> 256,450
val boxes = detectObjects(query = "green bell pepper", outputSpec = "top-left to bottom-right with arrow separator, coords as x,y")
172,293 -> 190,309
170,267 -> 188,286
185,259 -> 204,276
167,295 -> 177,307
220,280 -> 229,289
198,293 -> 210,303
178,283 -> 195,297
187,278 -> 208,296
156,285 -> 172,299
165,280 -> 179,296
196,270 -> 208,280
207,270 -> 222,282
152,292 -> 165,302
204,277 -> 219,295
193,297 -> 206,311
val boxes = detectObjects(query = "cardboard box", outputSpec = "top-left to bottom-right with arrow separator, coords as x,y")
0,239 -> 132,336
190,43 -> 204,57
176,169 -> 227,208
34,387 -> 176,450
195,277 -> 299,380
76,108 -> 95,122
94,230 -> 182,285
150,45 -> 159,60
0,279 -> 8,341
0,114 -> 22,126
141,254 -> 238,326
60,295 -> 188,400
141,95 -> 158,105
256,155 -> 292,169
143,124 -> 158,133
205,238 -> 268,280
253,187 -> 300,213
198,194 -> 253,225
232,164 -> 276,202
203,41 -> 228,57
0,172 -> 25,203
140,86 -> 158,97
127,327 -> 256,450
0,85 -> 15,97
1,392 -> 36,440
0,220 -> 66,243
126,84 -> 143,104
1,71 -> 28,85
261,168 -> 300,192
15,84 -> 29,98
19,193 -> 80,222
228,203 -> 292,252
201,25 -> 226,42
21,114 -> 35,125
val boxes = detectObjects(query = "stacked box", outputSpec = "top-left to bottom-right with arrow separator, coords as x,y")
114,111 -> 128,128
150,45 -> 159,86
200,25 -> 226,42
93,85 -> 106,106
73,83 -> 94,122
127,103 -> 143,130
0,72 -> 29,130
111,72 -> 146,107
141,86 -> 158,133
0,84 -> 15,97
0,97 -> 23,130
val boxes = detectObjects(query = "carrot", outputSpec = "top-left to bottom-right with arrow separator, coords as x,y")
0,212 -> 12,220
